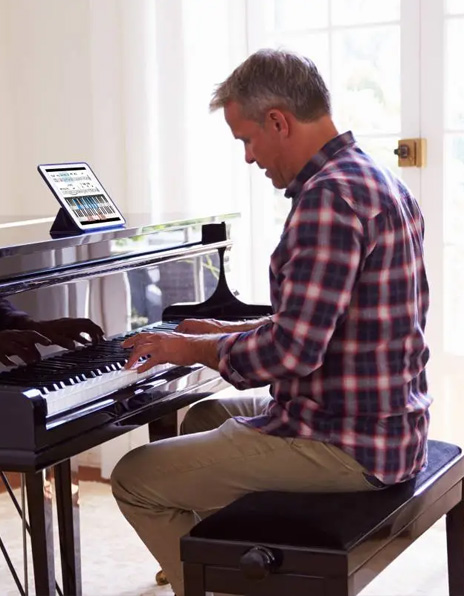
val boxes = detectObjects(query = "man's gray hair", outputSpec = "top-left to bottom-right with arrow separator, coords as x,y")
210,48 -> 331,122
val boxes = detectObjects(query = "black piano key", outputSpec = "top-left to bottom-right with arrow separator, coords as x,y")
0,329 -> 166,394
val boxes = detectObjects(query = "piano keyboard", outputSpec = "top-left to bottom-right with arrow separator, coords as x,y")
0,322 -> 178,417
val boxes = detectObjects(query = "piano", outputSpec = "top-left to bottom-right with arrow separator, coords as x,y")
0,212 -> 271,595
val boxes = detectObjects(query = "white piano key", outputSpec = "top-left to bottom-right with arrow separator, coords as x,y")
44,362 -> 173,417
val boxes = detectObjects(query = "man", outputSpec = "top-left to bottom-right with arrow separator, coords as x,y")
0,296 -> 104,365
111,49 -> 431,596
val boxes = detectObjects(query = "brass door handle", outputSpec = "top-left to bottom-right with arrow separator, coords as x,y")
394,138 -> 427,167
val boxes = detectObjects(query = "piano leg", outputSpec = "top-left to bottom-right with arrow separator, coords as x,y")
148,410 -> 179,441
25,469 -> 55,596
55,458 -> 82,596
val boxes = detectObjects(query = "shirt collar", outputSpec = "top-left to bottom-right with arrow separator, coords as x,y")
285,131 -> 356,199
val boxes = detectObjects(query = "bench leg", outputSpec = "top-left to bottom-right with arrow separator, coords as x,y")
446,494 -> 464,596
184,562 -> 206,596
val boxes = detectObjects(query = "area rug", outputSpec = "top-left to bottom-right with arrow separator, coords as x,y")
0,481 -> 449,595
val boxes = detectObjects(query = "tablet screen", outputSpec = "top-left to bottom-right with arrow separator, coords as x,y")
38,163 -> 125,230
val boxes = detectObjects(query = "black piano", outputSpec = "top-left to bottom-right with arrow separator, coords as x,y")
0,213 -> 271,595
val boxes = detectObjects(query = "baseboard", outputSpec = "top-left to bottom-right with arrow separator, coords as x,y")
0,466 -> 109,493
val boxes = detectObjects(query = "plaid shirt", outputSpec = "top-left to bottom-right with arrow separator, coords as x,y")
218,131 -> 431,485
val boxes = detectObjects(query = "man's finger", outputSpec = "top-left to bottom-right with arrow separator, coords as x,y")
0,354 -> 15,366
85,325 -> 104,342
8,336 -> 44,357
124,341 -> 160,369
121,333 -> 153,349
132,358 -> 157,374
12,345 -> 42,363
121,336 -> 137,349
124,349 -> 147,370
121,333 -> 149,348
50,337 -> 76,350
33,337 -> 53,347
17,331 -> 52,347
75,334 -> 91,345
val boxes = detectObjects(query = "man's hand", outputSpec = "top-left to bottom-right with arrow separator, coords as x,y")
122,331 -> 220,373
175,318 -> 228,335
30,318 -> 104,349
0,329 -> 52,366
176,316 -> 272,335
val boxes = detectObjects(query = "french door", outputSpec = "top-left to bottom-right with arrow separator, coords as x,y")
246,0 -> 464,445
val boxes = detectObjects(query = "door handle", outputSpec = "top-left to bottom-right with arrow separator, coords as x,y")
393,138 -> 427,167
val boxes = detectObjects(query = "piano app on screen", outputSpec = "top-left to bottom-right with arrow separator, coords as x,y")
38,162 -> 126,230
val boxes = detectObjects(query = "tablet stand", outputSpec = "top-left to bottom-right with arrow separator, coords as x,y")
49,207 -> 83,237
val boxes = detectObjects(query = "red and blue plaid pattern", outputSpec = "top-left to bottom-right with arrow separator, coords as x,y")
218,131 -> 431,485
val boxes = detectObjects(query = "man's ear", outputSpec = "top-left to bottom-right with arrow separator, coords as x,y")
266,109 -> 289,136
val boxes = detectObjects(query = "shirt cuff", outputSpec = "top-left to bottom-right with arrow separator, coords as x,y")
217,333 -> 253,389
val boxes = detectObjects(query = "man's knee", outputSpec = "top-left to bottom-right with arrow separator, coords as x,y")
110,447 -> 144,503
180,398 -> 229,435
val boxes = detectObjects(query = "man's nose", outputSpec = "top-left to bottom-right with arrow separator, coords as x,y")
244,147 -> 255,164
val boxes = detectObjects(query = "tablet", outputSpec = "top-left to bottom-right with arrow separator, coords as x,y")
38,162 -> 125,231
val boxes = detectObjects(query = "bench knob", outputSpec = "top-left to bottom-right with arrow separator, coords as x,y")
239,545 -> 276,580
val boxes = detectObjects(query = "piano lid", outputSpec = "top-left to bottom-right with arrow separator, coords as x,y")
0,212 -> 239,258
0,212 -> 239,292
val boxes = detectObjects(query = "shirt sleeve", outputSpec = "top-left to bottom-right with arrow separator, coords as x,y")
217,188 -> 364,390
0,297 -> 29,331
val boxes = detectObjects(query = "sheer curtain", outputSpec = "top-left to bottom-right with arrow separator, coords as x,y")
91,0 -> 251,220
0,0 -> 250,225
90,0 -> 253,475
0,0 -> 253,297
89,0 -> 255,307
0,0 -> 253,473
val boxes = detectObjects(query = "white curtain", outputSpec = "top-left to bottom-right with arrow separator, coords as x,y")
0,0 -> 250,219
0,0 -> 252,474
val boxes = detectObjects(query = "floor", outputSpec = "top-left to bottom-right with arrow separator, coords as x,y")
0,480 -> 451,596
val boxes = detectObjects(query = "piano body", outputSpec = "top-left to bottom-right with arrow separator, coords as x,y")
0,212 -> 271,595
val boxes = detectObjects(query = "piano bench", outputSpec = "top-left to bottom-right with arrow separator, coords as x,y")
181,440 -> 464,596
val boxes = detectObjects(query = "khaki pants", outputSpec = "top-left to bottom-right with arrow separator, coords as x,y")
111,396 -> 379,596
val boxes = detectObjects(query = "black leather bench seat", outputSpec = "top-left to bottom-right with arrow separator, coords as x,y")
189,440 -> 461,550
182,439 -> 464,596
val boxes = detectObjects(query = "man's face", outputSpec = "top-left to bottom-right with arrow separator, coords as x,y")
224,101 -> 289,189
